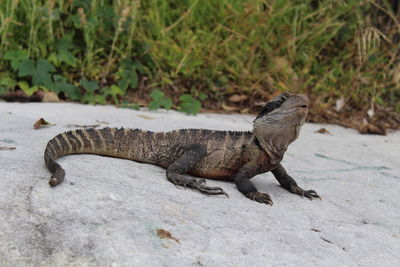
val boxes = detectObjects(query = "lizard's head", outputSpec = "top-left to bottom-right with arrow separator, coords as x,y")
253,93 -> 308,164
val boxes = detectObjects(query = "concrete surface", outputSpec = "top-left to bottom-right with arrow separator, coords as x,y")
0,102 -> 399,266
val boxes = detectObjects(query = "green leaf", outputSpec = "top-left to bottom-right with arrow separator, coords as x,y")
58,49 -> 76,67
53,75 -> 81,100
117,68 -> 137,91
150,89 -> 164,100
148,100 -> 161,110
179,94 -> 201,115
117,59 -> 139,91
18,59 -> 35,77
80,78 -> 99,92
37,59 -> 56,73
120,101 -> 140,110
160,98 -> 173,109
33,59 -> 56,87
81,93 -> 106,105
179,94 -> 193,102
17,81 -> 30,93
3,50 -> 29,71
94,94 -> 106,105
0,86 -> 8,94
18,59 -> 56,88
47,52 -> 60,67
18,82 -> 47,96
199,92 -> 208,101
148,89 -> 172,110
53,34 -> 77,67
0,77 -> 17,88
55,34 -> 75,51
108,85 -> 123,104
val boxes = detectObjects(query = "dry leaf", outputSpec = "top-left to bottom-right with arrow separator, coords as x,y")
335,98 -> 345,112
34,118 -> 55,130
315,128 -> 332,134
221,103 -> 237,112
320,237 -> 333,244
156,229 -> 180,244
392,64 -> 400,85
359,123 -> 386,135
65,124 -> 100,128
0,146 -> 16,151
240,108 -> 250,114
137,114 -> 155,120
367,107 -> 374,118
42,92 -> 60,102
229,94 -> 248,102
96,120 -> 109,124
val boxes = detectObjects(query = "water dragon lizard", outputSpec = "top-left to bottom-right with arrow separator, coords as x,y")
44,93 -> 320,205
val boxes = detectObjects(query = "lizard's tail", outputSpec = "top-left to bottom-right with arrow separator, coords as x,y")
44,127 -> 158,186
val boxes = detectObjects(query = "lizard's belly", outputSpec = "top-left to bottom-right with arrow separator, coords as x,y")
188,149 -> 247,180
189,168 -> 238,180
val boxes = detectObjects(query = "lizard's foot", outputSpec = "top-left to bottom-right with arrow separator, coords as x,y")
167,174 -> 228,197
245,192 -> 273,205
289,185 -> 321,200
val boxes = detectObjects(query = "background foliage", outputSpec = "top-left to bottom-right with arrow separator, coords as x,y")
1,0 -> 399,113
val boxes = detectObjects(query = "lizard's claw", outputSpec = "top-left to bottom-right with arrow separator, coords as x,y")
246,192 -> 273,205
167,174 -> 228,197
290,185 -> 321,200
195,183 -> 229,197
303,189 -> 320,199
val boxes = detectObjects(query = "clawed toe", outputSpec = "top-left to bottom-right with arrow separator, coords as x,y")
304,190 -> 321,200
290,185 -> 320,200
246,192 -> 273,205
196,184 -> 229,197
168,174 -> 228,197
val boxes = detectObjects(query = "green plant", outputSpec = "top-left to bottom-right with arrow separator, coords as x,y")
18,59 -> 56,88
0,0 -> 399,113
3,50 -> 29,71
148,89 -> 173,110
178,94 -> 202,115
52,75 -> 81,100
107,85 -> 124,105
120,100 -> 140,110
116,58 -> 141,92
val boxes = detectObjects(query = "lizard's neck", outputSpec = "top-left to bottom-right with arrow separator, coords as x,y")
253,123 -> 300,166
253,135 -> 285,166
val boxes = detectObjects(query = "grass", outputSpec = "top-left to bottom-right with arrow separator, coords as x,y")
0,0 -> 399,113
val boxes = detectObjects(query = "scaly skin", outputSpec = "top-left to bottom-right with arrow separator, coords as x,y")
44,93 -> 320,205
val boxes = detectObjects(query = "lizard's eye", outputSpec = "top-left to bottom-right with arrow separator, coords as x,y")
300,105 -> 307,108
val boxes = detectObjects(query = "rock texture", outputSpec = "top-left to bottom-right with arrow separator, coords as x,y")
0,102 -> 399,266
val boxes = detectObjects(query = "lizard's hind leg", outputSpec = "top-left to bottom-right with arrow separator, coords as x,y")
166,144 -> 228,196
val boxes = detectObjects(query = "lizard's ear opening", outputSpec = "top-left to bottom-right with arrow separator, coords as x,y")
254,93 -> 289,121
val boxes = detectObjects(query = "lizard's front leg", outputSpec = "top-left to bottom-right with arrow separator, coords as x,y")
271,163 -> 320,199
166,144 -> 227,196
233,161 -> 273,205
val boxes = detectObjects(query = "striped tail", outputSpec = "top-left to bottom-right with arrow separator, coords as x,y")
44,127 -> 159,186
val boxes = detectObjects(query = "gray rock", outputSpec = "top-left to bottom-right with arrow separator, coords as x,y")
0,103 -> 399,266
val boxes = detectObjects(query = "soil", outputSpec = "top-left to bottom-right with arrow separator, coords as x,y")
2,89 -> 399,135
126,90 -> 400,135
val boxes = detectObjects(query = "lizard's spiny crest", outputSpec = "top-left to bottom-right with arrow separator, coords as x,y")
255,93 -> 290,120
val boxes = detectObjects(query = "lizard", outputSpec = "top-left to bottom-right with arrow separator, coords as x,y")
44,92 -> 320,205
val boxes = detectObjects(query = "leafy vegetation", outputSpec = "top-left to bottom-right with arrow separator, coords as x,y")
0,0 -> 399,114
